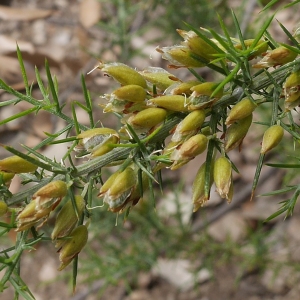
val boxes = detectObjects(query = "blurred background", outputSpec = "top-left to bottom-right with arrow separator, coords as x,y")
1,0 -> 300,299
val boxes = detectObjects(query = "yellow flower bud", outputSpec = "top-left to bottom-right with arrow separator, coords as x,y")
192,162 -> 213,211
51,195 -> 85,246
156,45 -> 206,68
166,80 -> 201,96
75,128 -> 119,157
139,67 -> 178,91
113,84 -> 147,103
97,62 -> 147,88
99,167 -> 137,212
225,114 -> 253,152
101,85 -> 147,113
16,199 -> 52,231
127,107 -> 167,130
98,172 -> 120,197
171,110 -> 206,142
170,134 -> 208,170
0,201 -> 8,217
0,155 -> 38,173
0,171 -> 15,187
213,157 -> 232,199
33,180 -> 67,212
283,70 -> 300,103
177,29 -> 219,61
234,39 -> 268,59
293,22 -> 300,42
147,95 -> 188,112
225,98 -> 257,125
261,125 -> 284,154
252,46 -> 298,68
58,224 -> 88,271
188,82 -> 223,110
110,172 -> 148,213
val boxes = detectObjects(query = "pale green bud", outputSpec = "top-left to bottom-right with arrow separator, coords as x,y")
33,180 -> 67,212
139,67 -> 178,91
113,85 -> 147,103
147,95 -> 189,112
261,125 -> 284,154
225,98 -> 257,125
192,162 -> 213,211
253,46 -> 298,68
177,29 -> 218,61
0,155 -> 38,173
0,171 -> 15,187
16,199 -> 53,231
99,167 -> 137,212
225,114 -> 253,152
213,157 -> 232,199
156,45 -> 206,68
97,62 -> 147,88
127,107 -> 167,130
234,39 -> 268,59
283,70 -> 300,104
0,201 -> 8,217
102,85 -> 147,113
170,134 -> 208,170
188,82 -> 223,110
75,128 -> 119,157
171,110 -> 206,142
51,195 -> 85,245
165,80 -> 201,96
58,225 -> 88,271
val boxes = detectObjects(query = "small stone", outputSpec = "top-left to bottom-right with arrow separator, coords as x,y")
207,211 -> 247,242
152,258 -> 211,291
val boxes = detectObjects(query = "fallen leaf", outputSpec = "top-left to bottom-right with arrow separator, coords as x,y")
79,0 -> 101,28
0,5 -> 53,21
0,55 -> 24,83
0,35 -> 34,55
0,55 -> 35,91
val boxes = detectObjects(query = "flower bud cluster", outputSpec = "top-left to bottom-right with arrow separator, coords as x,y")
2,25 -> 295,278
89,28 -> 293,214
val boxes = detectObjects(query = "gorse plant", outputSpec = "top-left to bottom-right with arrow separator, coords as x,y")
1,1 -> 300,298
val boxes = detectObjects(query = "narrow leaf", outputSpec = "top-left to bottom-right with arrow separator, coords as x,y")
45,60 -> 59,110
81,74 -> 94,128
16,45 -> 29,96
260,0 -> 280,12
0,107 -> 38,126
